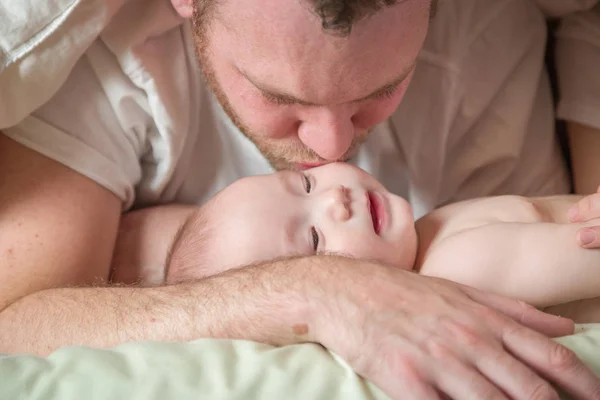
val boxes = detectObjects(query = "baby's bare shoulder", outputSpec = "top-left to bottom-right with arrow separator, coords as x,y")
465,195 -> 548,223
438,195 -> 547,225
416,195 -> 548,267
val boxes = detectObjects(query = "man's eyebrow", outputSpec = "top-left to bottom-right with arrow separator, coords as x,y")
240,62 -> 415,106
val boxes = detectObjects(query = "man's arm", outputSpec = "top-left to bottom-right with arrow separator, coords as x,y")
0,257 -> 315,355
0,134 -> 121,310
420,218 -> 600,309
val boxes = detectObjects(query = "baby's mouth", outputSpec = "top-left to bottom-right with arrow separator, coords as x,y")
367,192 -> 381,235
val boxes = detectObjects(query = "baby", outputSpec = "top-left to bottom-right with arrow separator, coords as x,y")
110,163 -> 600,321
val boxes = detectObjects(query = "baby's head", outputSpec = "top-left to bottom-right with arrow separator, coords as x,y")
168,163 -> 418,281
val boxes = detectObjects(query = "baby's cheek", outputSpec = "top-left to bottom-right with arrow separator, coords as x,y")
349,238 -> 407,269
332,235 -> 383,261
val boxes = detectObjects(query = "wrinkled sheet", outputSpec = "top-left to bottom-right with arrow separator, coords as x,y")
1,324 -> 599,400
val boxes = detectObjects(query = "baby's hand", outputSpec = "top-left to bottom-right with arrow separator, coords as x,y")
568,185 -> 600,248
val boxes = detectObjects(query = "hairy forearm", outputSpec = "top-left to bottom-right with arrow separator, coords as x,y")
0,258 -> 317,356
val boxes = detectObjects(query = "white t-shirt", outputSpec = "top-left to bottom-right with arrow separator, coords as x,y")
2,0 -> 571,218
555,3 -> 600,129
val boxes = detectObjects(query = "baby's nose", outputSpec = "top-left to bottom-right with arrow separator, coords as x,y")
327,186 -> 351,221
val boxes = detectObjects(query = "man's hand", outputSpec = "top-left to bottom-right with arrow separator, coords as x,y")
311,260 -> 600,400
567,121 -> 600,248
568,185 -> 600,248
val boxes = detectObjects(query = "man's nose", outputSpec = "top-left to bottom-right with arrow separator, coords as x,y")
297,107 -> 355,161
323,185 -> 351,222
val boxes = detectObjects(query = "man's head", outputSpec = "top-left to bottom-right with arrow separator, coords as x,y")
168,163 -> 418,282
172,0 -> 433,170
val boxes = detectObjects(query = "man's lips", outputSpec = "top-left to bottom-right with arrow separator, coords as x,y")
367,191 -> 386,235
296,162 -> 327,170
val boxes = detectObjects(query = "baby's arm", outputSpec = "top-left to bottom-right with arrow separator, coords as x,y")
110,205 -> 196,285
420,219 -> 600,309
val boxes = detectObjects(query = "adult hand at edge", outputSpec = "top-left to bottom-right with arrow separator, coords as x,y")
568,185 -> 600,248
311,259 -> 600,400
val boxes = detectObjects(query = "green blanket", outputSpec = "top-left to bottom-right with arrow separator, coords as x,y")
2,324 -> 599,400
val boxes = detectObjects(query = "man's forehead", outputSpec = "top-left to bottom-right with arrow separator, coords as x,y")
211,0 -> 430,105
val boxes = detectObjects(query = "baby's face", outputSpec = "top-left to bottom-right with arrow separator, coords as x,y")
203,163 -> 418,271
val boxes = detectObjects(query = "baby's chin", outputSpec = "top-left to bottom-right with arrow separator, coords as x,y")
385,193 -> 416,238
386,212 -> 419,271
389,192 -> 415,220
386,236 -> 418,271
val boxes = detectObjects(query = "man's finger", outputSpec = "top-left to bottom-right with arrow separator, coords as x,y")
471,337 -> 559,400
568,194 -> 600,223
577,226 -> 600,248
502,323 -> 600,400
431,348 -> 510,400
374,357 -> 443,400
461,285 -> 574,337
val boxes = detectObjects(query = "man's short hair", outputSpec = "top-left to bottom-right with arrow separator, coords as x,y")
194,0 -> 436,37
311,0 -> 398,36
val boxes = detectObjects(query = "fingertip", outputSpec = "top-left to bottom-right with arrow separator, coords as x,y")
549,316 -> 575,338
577,229 -> 597,247
522,307 -> 574,337
567,205 -> 579,222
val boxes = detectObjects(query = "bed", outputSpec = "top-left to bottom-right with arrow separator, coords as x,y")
1,324 -> 599,400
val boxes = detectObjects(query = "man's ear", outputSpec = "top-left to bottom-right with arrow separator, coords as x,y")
171,0 -> 193,18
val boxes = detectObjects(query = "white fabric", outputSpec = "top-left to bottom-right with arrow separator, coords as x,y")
0,0 -> 131,129
2,0 -> 571,217
1,325 -> 600,400
533,0 -> 598,17
555,2 -> 600,129
530,0 -> 600,129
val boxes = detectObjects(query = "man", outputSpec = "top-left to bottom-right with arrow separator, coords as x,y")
1,0 -> 599,398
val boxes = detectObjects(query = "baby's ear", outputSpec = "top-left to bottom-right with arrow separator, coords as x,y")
171,0 -> 193,18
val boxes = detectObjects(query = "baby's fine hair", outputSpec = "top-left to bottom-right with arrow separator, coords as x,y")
166,206 -> 216,283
